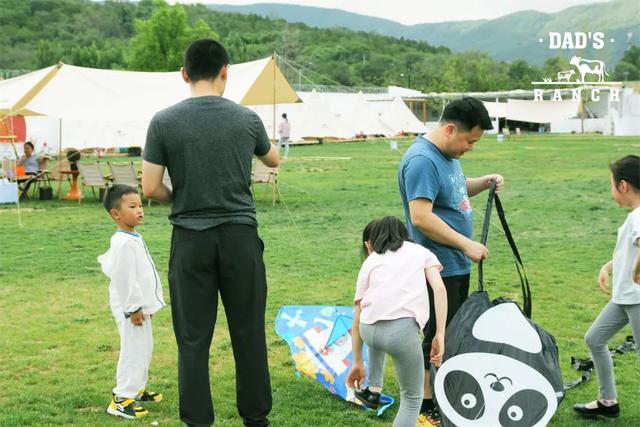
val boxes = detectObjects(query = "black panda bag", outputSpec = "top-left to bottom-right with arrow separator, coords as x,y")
433,182 -> 564,427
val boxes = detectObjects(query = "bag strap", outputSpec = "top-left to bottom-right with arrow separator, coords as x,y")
477,181 -> 532,318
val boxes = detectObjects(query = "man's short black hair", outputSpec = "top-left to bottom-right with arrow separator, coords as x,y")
103,184 -> 138,213
184,39 -> 230,82
440,97 -> 493,132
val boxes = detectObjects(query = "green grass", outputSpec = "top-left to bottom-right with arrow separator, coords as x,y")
1,134 -> 639,426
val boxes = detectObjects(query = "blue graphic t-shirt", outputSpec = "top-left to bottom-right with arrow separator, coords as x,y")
398,135 -> 473,277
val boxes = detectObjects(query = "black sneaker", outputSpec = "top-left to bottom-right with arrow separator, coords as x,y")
574,400 -> 620,418
136,387 -> 163,402
354,387 -> 381,409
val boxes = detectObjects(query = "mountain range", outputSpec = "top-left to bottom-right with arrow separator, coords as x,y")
210,0 -> 639,65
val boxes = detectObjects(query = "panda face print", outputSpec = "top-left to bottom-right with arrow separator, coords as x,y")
434,353 -> 557,427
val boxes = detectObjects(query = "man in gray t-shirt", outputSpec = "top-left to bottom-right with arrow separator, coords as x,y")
142,39 -> 279,427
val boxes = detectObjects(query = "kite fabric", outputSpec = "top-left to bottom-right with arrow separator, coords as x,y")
433,184 -> 564,427
275,305 -> 394,415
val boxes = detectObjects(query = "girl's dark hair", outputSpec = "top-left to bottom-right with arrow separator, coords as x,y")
24,141 -> 34,150
365,216 -> 409,255
361,219 -> 379,259
610,155 -> 640,190
103,184 -> 138,213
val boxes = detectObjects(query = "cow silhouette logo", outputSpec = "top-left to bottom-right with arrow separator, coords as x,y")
434,303 -> 560,427
555,69 -> 575,82
569,56 -> 609,82
531,31 -> 623,101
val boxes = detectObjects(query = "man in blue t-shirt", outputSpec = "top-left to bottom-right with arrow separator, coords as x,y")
398,97 -> 504,424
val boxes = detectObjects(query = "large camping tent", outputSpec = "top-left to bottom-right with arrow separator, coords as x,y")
249,89 -> 358,140
336,92 -> 394,136
377,96 -> 428,134
0,56 -> 299,150
297,91 -> 394,137
504,99 -> 580,123
249,101 -> 354,141
483,99 -> 580,123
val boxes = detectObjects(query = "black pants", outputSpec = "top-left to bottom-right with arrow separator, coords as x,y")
422,273 -> 470,369
169,224 -> 272,427
19,172 -> 38,199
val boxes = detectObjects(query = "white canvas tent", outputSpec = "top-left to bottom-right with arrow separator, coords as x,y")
335,92 -> 394,136
0,57 -> 300,149
481,99 -> 579,124
505,99 -> 580,124
297,91 -> 395,137
249,98 -> 354,141
482,101 -> 508,118
378,97 -> 428,134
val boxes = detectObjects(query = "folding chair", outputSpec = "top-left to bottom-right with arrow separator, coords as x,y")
515,127 -> 523,138
148,169 -> 172,207
251,161 -> 280,206
108,162 -> 141,189
47,159 -> 72,199
19,156 -> 53,199
77,162 -> 107,203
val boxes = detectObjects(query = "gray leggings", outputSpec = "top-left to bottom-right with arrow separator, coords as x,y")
585,301 -> 640,399
360,317 -> 424,427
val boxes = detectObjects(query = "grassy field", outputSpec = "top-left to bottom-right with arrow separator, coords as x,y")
1,134 -> 639,426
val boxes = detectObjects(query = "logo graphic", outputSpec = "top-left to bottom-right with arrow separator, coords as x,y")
531,32 -> 622,102
556,69 -> 575,82
569,56 -> 609,82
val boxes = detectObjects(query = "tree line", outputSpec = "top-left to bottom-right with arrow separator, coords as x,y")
1,0 -> 638,91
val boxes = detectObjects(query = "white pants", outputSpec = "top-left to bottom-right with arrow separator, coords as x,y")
113,315 -> 153,398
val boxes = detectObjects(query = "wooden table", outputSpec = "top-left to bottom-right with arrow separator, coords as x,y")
60,170 -> 81,200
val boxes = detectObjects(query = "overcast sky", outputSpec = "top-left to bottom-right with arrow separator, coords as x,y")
174,0 -> 613,24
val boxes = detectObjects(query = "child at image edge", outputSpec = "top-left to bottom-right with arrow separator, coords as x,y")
574,155 -> 640,419
98,184 -> 166,419
347,216 -> 448,427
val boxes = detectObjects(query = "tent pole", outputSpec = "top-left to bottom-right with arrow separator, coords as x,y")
272,52 -> 277,144
7,107 -> 22,226
7,108 -> 19,159
58,117 -> 63,199
580,95 -> 585,134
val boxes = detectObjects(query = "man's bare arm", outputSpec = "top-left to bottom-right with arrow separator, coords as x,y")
141,161 -> 171,203
408,198 -> 488,262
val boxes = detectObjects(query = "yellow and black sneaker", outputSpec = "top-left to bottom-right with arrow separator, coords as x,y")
417,408 -> 441,426
107,396 -> 149,419
136,388 -> 163,402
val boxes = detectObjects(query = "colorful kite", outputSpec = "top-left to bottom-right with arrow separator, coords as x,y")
275,305 -> 394,415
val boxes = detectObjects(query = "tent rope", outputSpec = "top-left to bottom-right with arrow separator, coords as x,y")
276,55 -> 359,94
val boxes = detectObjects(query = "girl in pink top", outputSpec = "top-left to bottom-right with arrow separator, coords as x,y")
346,216 -> 448,427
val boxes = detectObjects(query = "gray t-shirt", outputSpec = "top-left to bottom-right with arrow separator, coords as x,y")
144,96 -> 271,230
20,154 -> 40,174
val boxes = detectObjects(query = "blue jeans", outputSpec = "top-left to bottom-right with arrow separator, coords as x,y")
277,137 -> 289,158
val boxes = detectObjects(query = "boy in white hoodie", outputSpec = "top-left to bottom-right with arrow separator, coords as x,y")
98,184 -> 166,419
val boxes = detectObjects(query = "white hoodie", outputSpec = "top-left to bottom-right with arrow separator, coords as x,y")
98,231 -> 166,321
